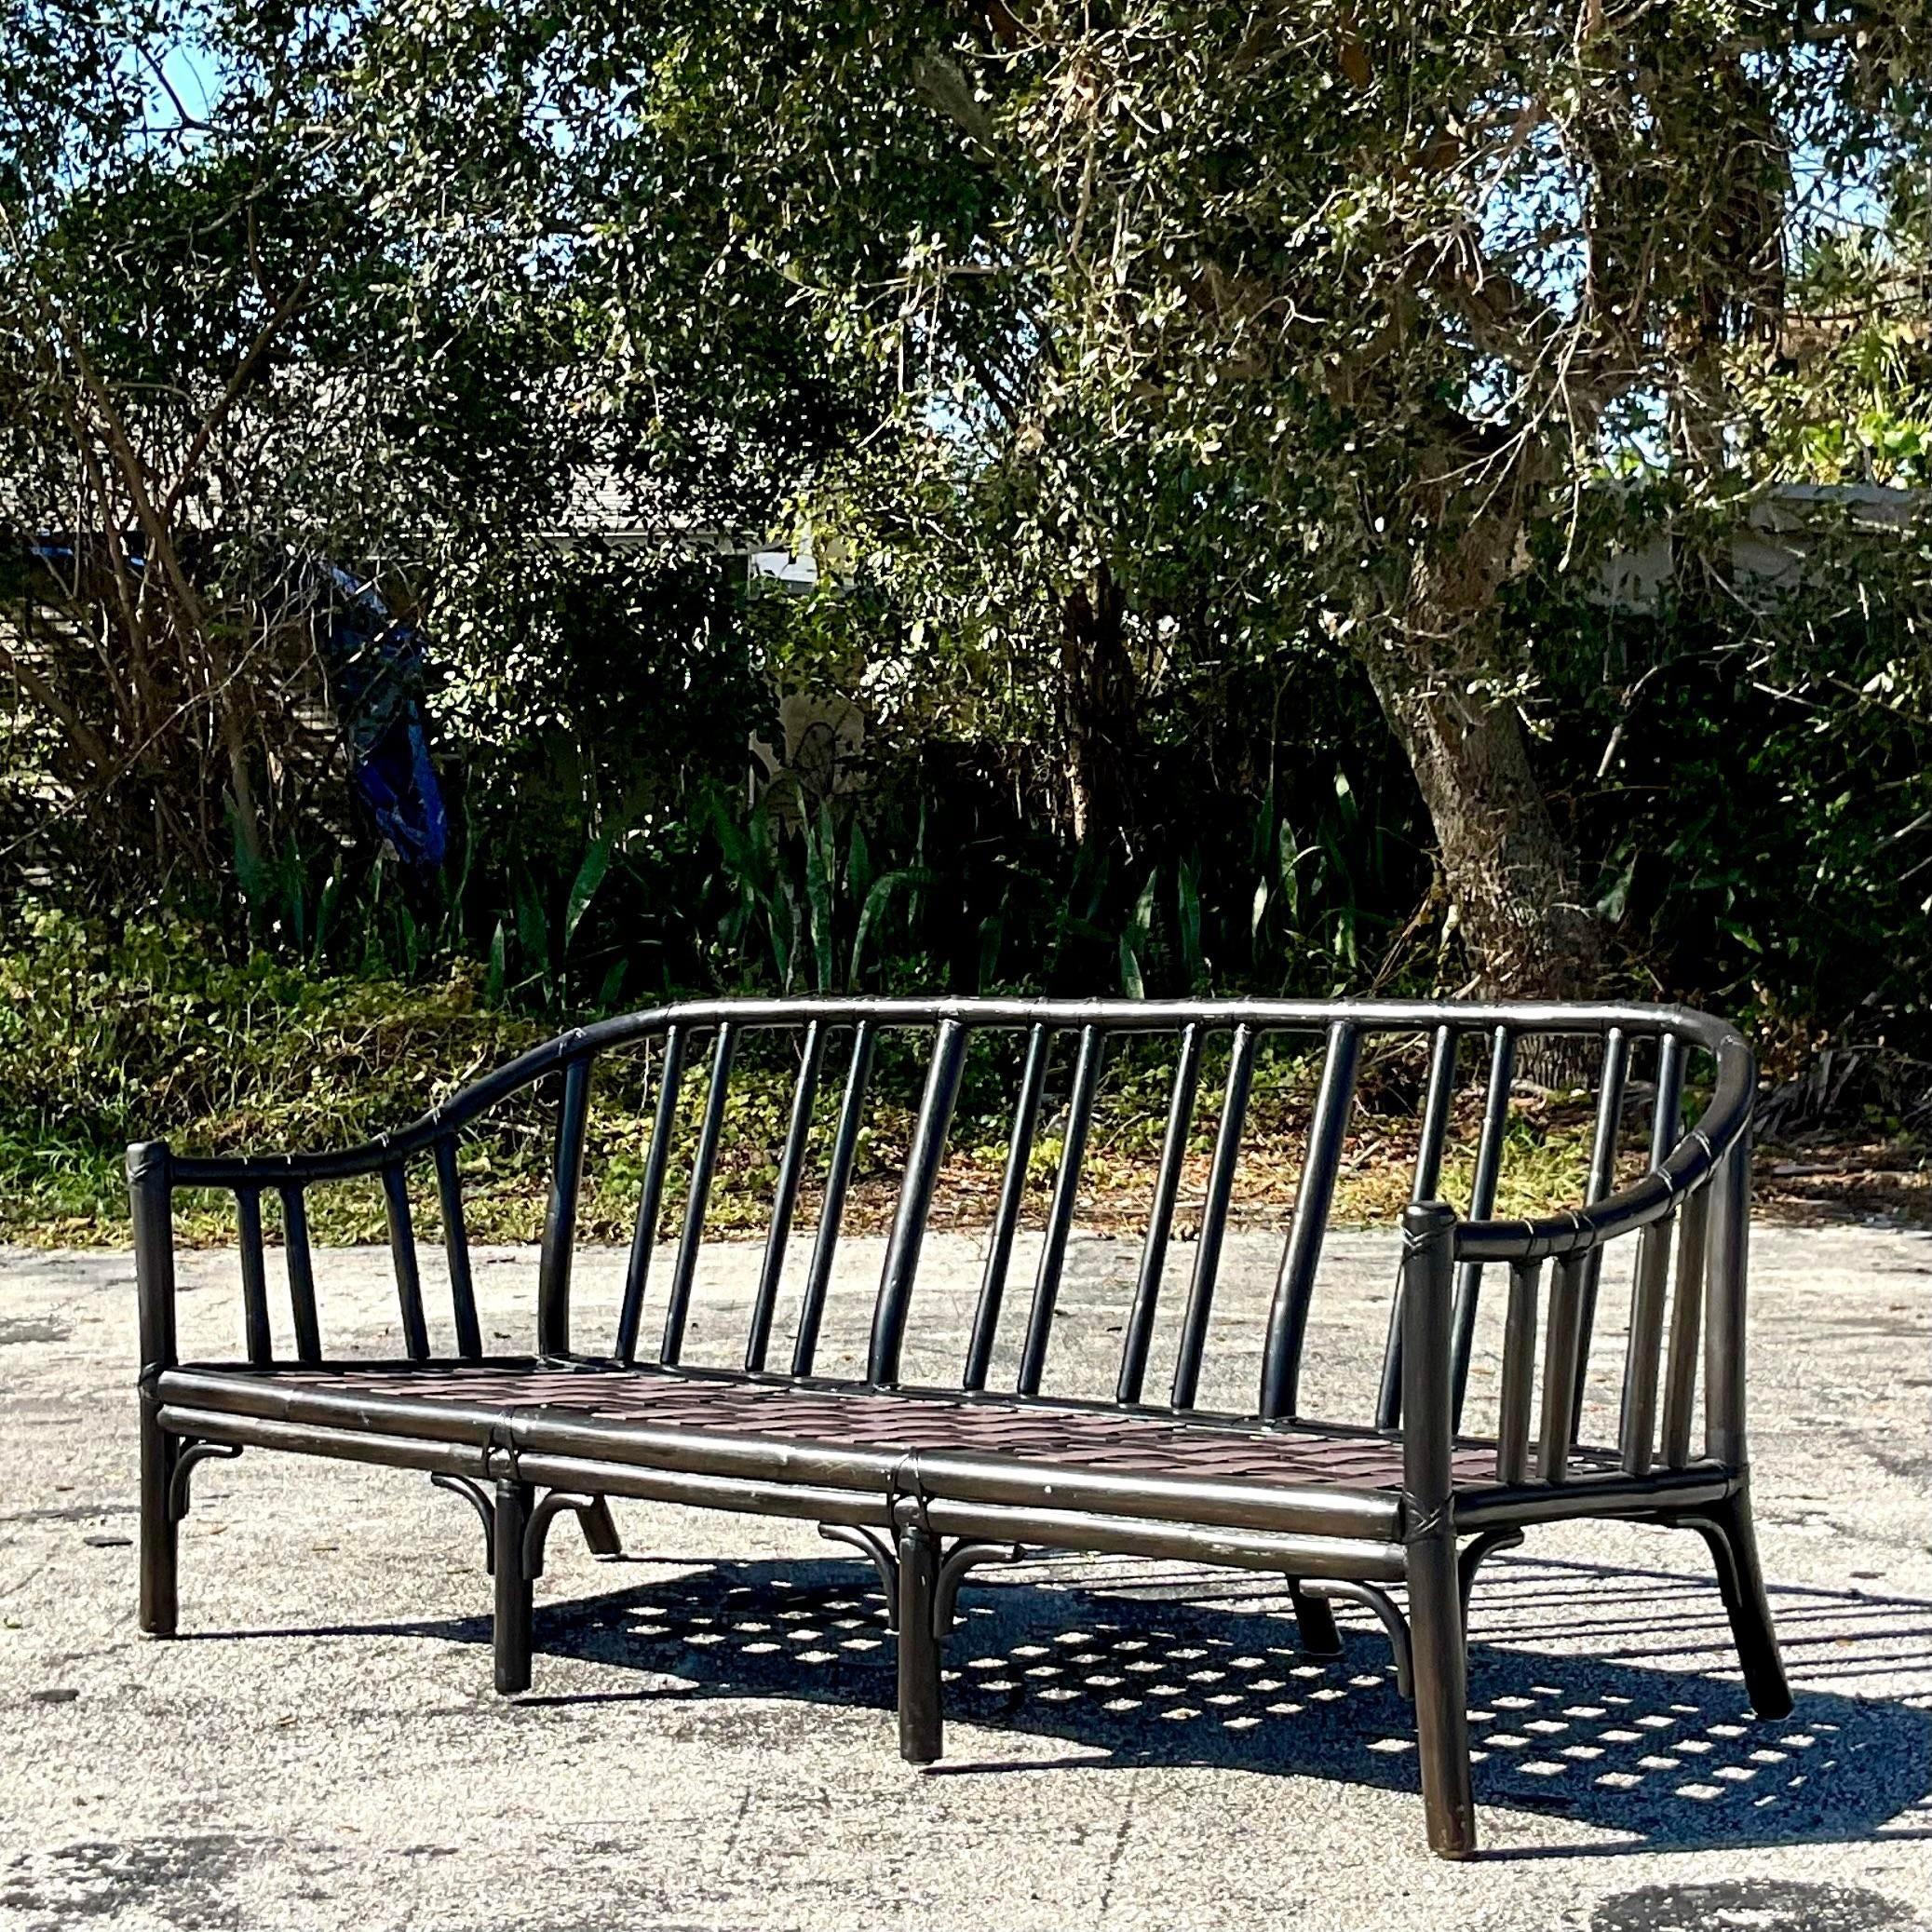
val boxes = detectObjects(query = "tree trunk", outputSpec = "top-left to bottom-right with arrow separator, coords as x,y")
1360,640 -> 1605,1016
1059,564 -> 1137,849
1351,421 -> 1608,1059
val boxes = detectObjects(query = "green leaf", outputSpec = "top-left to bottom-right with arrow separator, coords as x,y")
850,866 -> 935,985
771,878 -> 799,989
563,834 -> 615,952
1119,864 -> 1158,998
1250,785 -> 1277,873
1278,822 -> 1303,921
309,862 -> 344,969
805,803 -> 836,992
1596,855 -> 1637,924
515,872 -> 551,995
1177,858 -> 1207,993
848,819 -> 872,907
1333,768 -> 1358,825
978,902 -> 1007,992
485,919 -> 507,1003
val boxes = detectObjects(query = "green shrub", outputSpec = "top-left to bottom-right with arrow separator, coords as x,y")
0,911 -> 548,1242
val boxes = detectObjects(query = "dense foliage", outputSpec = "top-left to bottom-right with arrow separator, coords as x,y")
5,0 -> 1932,1190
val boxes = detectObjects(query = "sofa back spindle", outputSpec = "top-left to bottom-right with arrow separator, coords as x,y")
1570,1027 -> 1634,1421
966,1022 -> 1052,1392
871,1018 -> 969,1388
661,1025 -> 737,1366
617,1026 -> 687,1364
1705,1134 -> 1753,1467
1112,1023 -> 1202,1405
1260,1019 -> 1361,1421
235,1186 -> 273,1365
1449,1024 -> 1517,1423
746,1020 -> 826,1373
1494,1258 -> 1541,1483
538,1055 -> 594,1358
430,1141 -> 480,1360
1660,1185 -> 1710,1467
277,1183 -> 323,1362
380,1164 -> 429,1359
1374,1023 -> 1459,1431
1016,1024 -> 1106,1396
791,1020 -> 876,1378
1168,1023 -> 1256,1412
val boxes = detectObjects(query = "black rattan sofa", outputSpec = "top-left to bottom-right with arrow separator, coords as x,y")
132,997 -> 1790,1858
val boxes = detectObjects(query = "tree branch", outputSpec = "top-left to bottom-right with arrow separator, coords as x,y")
161,265 -> 315,523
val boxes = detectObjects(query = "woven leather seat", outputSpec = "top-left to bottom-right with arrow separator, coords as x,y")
162,1358 -> 1555,1493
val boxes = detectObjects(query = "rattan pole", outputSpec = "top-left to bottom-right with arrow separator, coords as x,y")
1705,1131 -> 1752,1468
1261,1020 -> 1361,1419
1377,1024 -> 1458,1430
747,1021 -> 824,1372
131,1140 -> 179,1637
1448,1025 -> 1515,1423
1569,1027 -> 1633,1424
492,1479 -> 534,1695
792,1021 -> 876,1377
537,1055 -> 593,1358
1400,1199 -> 1476,1858
1117,1023 -> 1203,1405
431,1141 -> 480,1360
277,1184 -> 321,1362
966,1024 -> 1051,1391
662,1025 -> 737,1365
896,1520 -> 942,1763
1537,1253 -> 1588,1482
1582,1031 -> 1671,1449
381,1164 -> 429,1359
1495,1258 -> 1541,1485
236,1186 -> 273,1365
1661,1185 -> 1710,1467
1169,1024 -> 1256,1412
1016,1025 -> 1105,1395
871,1019 -> 968,1386
617,1025 -> 686,1364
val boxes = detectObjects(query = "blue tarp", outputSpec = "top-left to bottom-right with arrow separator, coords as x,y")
319,566 -> 448,871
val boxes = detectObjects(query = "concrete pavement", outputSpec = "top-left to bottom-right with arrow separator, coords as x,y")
1,1226 -> 1928,1929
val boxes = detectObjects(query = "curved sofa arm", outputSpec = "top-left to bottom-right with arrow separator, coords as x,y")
1454,1013 -> 1754,1263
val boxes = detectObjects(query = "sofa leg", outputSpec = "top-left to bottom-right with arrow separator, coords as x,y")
577,1493 -> 622,1559
139,1397 -> 178,1638
1457,1527 -> 1524,1625
1408,1536 -> 1477,1859
493,1479 -> 534,1696
896,1521 -> 942,1764
1288,1579 -> 1344,1657
1683,1485 -> 1792,1721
